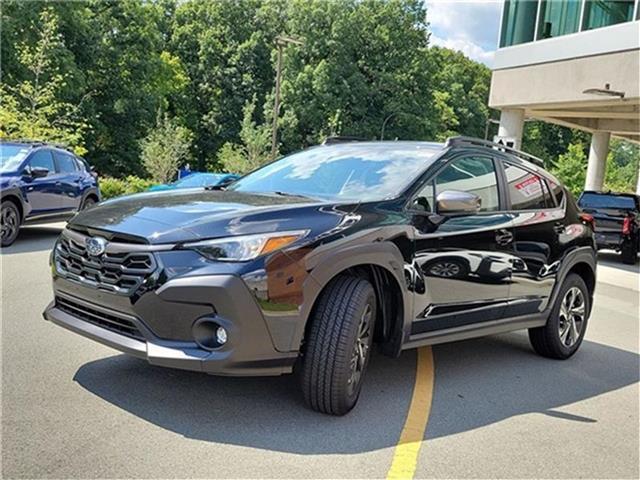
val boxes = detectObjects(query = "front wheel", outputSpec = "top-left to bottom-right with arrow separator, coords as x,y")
528,273 -> 590,359
1,201 -> 21,247
300,275 -> 376,415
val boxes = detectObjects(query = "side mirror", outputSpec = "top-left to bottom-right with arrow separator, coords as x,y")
436,190 -> 481,216
24,166 -> 50,179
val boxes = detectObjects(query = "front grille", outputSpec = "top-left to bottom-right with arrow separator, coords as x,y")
54,234 -> 157,295
56,296 -> 145,341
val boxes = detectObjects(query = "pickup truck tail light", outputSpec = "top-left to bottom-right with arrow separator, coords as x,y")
622,216 -> 632,235
579,213 -> 595,230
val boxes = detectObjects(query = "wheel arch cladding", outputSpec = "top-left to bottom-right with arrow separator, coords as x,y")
2,195 -> 23,222
568,262 -> 596,299
297,242 -> 409,357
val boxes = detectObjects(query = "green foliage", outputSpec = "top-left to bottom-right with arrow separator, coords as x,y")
522,121 -> 589,168
218,96 -> 272,174
605,139 -> 639,193
2,0 -> 636,194
551,139 -> 639,197
99,176 -> 158,200
551,142 -> 587,197
428,46 -> 492,140
0,7 -> 88,154
141,114 -> 193,183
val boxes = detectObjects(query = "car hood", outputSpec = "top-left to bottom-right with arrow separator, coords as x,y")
69,189 -> 350,244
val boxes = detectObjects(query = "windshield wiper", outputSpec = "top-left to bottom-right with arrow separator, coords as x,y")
204,184 -> 227,191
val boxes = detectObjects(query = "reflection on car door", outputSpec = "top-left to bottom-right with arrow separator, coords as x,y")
409,155 -> 516,336
22,149 -> 63,215
53,151 -> 83,210
502,161 -> 564,317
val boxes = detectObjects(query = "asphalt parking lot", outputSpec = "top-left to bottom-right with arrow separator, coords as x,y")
1,224 -> 639,479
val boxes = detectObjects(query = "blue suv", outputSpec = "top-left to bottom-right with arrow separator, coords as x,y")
1,140 -> 100,247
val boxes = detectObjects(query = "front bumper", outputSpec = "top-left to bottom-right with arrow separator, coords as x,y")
44,274 -> 298,376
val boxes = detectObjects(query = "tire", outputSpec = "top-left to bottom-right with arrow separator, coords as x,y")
300,274 -> 376,415
81,196 -> 97,210
528,273 -> 590,359
1,200 -> 21,247
621,238 -> 638,265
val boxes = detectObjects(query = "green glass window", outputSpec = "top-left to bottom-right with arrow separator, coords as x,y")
500,0 -> 539,47
537,0 -> 582,39
582,0 -> 635,30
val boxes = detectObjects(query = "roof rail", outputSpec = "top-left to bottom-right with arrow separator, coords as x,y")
322,136 -> 369,145
0,137 -> 74,152
445,135 -> 545,168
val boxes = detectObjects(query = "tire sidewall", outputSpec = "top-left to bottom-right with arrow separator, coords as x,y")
548,274 -> 590,357
621,238 -> 638,264
340,288 -> 377,409
1,201 -> 21,247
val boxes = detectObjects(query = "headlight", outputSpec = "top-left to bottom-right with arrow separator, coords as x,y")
183,230 -> 309,262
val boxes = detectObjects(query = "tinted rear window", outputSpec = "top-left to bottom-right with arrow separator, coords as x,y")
579,193 -> 637,210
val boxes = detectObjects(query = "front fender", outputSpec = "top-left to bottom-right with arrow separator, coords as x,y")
289,239 -> 411,354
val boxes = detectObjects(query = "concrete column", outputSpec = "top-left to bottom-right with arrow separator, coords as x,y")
584,131 -> 610,192
497,108 -> 525,150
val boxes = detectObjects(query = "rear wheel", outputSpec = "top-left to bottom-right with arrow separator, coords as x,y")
300,274 -> 376,415
528,273 -> 589,359
81,196 -> 97,210
621,237 -> 638,265
1,200 -> 21,247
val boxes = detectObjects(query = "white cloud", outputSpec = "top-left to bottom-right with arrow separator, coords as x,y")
426,0 -> 502,67
430,33 -> 496,65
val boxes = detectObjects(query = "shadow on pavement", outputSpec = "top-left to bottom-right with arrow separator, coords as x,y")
427,333 -> 639,439
74,333 -> 638,453
73,350 -> 417,454
0,225 -> 63,255
597,251 -> 639,274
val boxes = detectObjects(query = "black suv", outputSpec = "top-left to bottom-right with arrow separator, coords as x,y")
578,190 -> 639,264
44,137 -> 597,415
1,140 -> 100,246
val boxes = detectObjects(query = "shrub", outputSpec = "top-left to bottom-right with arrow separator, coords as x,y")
99,176 -> 157,200
141,114 -> 193,183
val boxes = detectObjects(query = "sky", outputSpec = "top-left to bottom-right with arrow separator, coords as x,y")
425,0 -> 503,67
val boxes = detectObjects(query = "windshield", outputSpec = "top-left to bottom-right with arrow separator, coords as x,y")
579,193 -> 637,210
228,143 -> 442,201
0,144 -> 30,173
176,174 -> 225,187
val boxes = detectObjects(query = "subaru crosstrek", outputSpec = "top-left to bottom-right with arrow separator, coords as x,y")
44,137 -> 597,415
1,140 -> 100,247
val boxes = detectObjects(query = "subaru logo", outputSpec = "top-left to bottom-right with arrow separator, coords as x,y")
85,236 -> 107,256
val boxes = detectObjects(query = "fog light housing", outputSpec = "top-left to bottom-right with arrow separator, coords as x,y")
192,317 -> 228,350
216,326 -> 228,345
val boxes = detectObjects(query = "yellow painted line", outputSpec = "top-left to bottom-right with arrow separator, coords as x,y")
386,346 -> 435,480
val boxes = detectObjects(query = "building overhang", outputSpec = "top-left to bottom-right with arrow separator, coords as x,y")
490,22 -> 640,144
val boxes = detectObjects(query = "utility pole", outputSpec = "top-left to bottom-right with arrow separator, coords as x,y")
271,35 -> 303,158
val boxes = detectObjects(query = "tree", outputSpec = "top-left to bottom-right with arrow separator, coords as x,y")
0,7 -> 88,154
140,114 -> 193,183
218,96 -> 272,174
275,0 -> 436,151
428,46 -> 493,140
550,142 -> 587,197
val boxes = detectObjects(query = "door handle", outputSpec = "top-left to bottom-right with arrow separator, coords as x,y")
495,229 -> 514,246
553,222 -> 565,234
55,181 -> 62,186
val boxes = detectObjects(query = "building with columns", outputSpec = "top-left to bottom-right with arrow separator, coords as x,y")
489,0 -> 640,194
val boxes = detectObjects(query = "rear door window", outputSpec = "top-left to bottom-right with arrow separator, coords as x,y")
504,163 -> 547,210
54,151 -> 78,173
